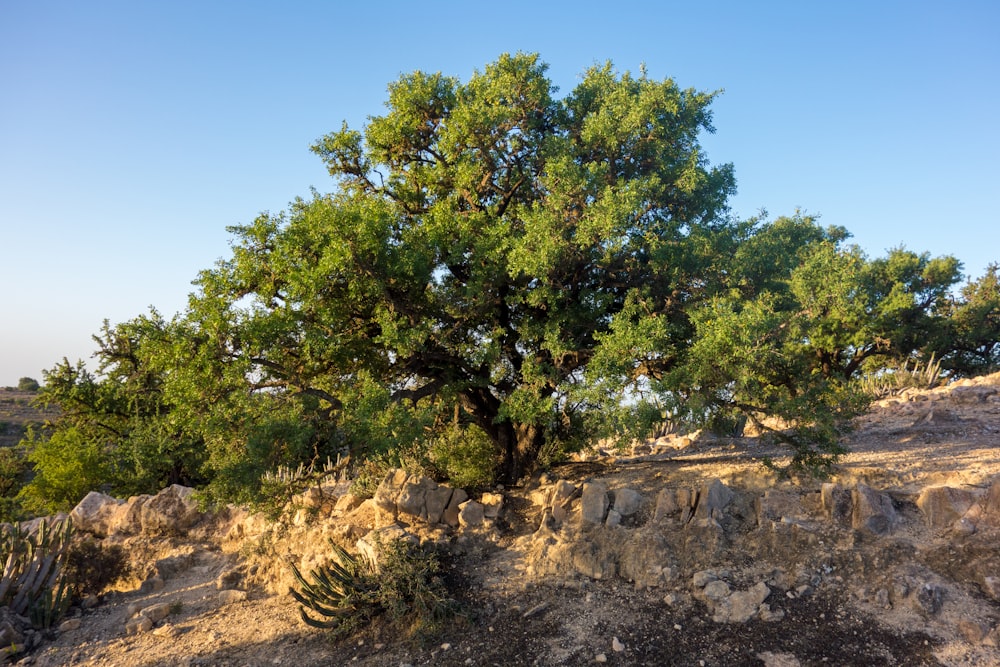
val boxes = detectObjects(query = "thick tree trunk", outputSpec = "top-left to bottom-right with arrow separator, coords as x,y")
495,421 -> 545,486
460,387 -> 546,485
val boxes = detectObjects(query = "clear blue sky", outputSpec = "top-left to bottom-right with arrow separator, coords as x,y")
1,1 -> 998,387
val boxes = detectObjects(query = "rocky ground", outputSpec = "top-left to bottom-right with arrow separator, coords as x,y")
7,374 -> 1000,666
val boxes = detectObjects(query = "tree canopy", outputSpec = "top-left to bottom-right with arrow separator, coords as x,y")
12,53 -> 1000,512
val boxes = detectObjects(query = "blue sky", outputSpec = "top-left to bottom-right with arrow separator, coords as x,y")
1,1 -> 997,386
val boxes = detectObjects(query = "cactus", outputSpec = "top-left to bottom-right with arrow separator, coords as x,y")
289,540 -> 378,629
0,517 -> 74,629
289,537 -> 454,636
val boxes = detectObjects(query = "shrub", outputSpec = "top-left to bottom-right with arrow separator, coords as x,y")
16,378 -> 39,392
290,537 -> 454,639
427,424 -> 498,491
63,539 -> 130,600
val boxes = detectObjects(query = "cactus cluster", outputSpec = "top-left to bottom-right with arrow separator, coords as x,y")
290,537 -> 454,637
289,540 -> 378,630
0,517 -> 74,629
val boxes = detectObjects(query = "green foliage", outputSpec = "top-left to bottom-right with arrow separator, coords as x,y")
936,263 -> 1000,376
0,517 -> 74,629
290,538 -> 454,638
0,447 -> 29,522
17,378 -> 39,392
426,423 -> 498,490
19,54 -> 1000,504
18,426 -> 110,514
63,539 -> 129,600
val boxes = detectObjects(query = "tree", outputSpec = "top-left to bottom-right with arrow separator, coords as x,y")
186,53 -> 737,483
936,263 -> 1000,375
17,377 -> 39,392
672,215 -> 963,472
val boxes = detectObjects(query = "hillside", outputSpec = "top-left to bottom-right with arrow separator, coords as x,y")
9,373 -> 1000,666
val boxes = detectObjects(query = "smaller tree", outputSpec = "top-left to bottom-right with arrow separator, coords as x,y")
17,377 -> 39,392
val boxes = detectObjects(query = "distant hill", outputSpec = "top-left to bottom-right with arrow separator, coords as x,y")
0,388 -> 57,448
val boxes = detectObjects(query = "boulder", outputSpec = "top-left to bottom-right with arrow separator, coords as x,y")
424,486 -> 454,525
580,482 -> 610,525
139,485 -> 202,535
653,488 -> 679,523
70,491 -> 124,537
480,492 -> 504,519
916,486 -> 979,529
851,484 -> 898,536
442,488 -> 468,528
694,479 -> 734,521
458,500 -> 485,528
821,484 -> 852,525
612,488 -> 643,518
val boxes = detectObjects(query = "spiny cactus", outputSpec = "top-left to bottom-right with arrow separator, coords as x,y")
289,540 -> 378,629
0,517 -> 74,629
289,537 -> 454,636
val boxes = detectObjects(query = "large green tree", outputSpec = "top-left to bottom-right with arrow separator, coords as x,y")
188,53 -> 736,483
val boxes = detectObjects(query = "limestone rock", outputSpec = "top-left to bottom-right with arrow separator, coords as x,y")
140,602 -> 173,623
70,491 -> 125,537
424,486 -> 454,524
712,582 -> 771,624
653,488 -> 679,523
851,484 -> 898,535
126,615 -> 153,635
612,488 -> 643,518
580,482 -> 610,525
58,618 -> 81,632
916,486 -> 978,529
480,492 -> 504,519
757,652 -> 801,667
443,488 -> 468,528
820,483 -> 852,525
218,589 -> 247,605
140,485 -> 202,535
458,500 -> 485,528
694,479 -> 734,521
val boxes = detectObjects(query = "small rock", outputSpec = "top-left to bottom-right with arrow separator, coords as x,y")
756,651 -> 801,667
958,619 -> 989,644
152,623 -> 179,638
126,615 -> 153,635
458,500 -> 485,528
218,589 -> 248,605
613,488 -> 643,517
915,583 -> 944,615
594,653 -> 607,663
692,570 -> 718,588
982,576 -> 1000,601
57,618 -> 81,632
140,602 -> 172,623
612,637 -> 625,652
581,482 -> 610,525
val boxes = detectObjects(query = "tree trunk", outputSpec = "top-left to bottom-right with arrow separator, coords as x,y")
495,421 -> 545,486
460,387 -> 546,485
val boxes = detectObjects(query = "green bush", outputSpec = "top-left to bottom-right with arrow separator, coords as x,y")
427,424 -> 498,491
16,378 -> 39,392
17,426 -> 111,515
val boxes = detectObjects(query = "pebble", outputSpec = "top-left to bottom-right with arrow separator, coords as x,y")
595,654 -> 607,663
612,637 -> 625,652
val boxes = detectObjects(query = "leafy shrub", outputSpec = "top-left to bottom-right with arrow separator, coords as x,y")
427,424 -> 498,491
17,426 -> 111,514
63,539 -> 129,600
290,538 -> 454,638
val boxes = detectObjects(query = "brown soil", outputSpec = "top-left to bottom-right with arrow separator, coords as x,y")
15,374 -> 1000,667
